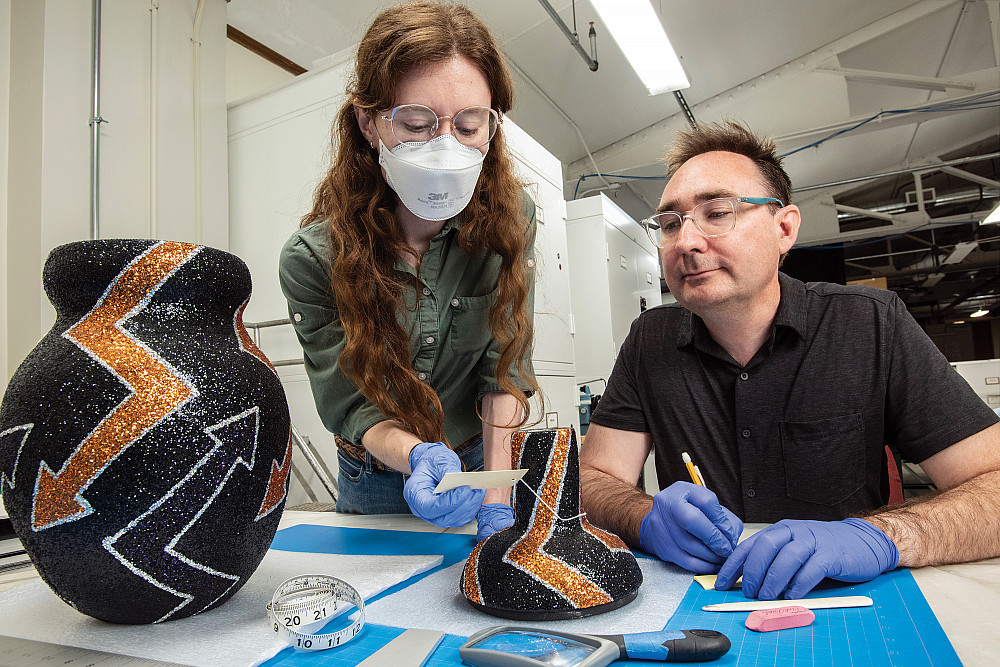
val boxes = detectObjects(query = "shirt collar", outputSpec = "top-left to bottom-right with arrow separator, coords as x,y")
675,271 -> 808,349
774,272 -> 807,340
393,211 -> 463,275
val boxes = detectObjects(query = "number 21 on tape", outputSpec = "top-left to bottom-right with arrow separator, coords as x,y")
267,575 -> 366,651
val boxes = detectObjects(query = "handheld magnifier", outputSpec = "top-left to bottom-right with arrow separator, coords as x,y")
460,626 -> 731,666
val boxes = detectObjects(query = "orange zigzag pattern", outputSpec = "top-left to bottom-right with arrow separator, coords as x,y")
505,429 -> 611,608
34,242 -> 199,530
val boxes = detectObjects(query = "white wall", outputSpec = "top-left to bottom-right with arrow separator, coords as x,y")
0,0 -> 10,384
226,40 -> 293,105
2,0 -> 229,384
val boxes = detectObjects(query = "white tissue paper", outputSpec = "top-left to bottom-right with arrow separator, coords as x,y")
364,557 -> 691,636
0,550 -> 441,667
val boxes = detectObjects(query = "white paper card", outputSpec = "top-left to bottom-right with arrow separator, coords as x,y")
433,469 -> 528,493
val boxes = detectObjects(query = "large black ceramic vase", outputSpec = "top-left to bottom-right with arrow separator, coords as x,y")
462,426 -> 642,620
0,240 -> 292,624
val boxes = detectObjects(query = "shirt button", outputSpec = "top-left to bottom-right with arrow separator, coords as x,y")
740,372 -> 749,381
741,429 -> 751,438
425,336 -> 435,344
293,313 -> 302,323
417,372 -> 427,381
422,287 -> 431,296
451,298 -> 460,307
747,488 -> 756,498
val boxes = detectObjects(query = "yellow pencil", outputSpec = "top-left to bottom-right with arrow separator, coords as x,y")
682,451 -> 705,486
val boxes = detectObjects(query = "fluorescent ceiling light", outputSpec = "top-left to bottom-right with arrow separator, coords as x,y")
970,309 -> 990,318
590,0 -> 689,95
984,202 -> 1000,225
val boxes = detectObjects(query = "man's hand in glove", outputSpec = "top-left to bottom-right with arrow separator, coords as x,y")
715,518 -> 899,600
639,481 -> 744,573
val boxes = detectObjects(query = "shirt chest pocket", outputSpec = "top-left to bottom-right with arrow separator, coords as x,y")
449,291 -> 496,356
779,413 -> 865,506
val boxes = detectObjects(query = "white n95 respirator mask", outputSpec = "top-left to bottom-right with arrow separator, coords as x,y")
378,134 -> 485,221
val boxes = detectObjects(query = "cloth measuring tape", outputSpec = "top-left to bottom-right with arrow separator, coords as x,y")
266,575 -> 365,651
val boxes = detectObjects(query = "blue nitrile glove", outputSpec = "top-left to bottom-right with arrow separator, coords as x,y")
403,441 -> 486,527
476,503 -> 514,542
638,481 -> 744,573
715,518 -> 899,600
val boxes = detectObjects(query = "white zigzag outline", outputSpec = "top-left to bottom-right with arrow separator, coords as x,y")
103,406 -> 261,623
0,423 -> 34,490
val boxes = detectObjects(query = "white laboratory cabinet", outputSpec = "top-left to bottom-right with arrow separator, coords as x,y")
566,194 -> 662,387
227,58 -> 578,503
565,195 -> 662,494
952,359 -> 1000,410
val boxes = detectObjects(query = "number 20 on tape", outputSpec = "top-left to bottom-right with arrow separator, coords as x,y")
267,575 -> 366,651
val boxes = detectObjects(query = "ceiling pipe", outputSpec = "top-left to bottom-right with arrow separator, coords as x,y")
673,90 -> 697,128
89,0 -> 106,240
192,0 -> 207,243
536,0 -> 598,71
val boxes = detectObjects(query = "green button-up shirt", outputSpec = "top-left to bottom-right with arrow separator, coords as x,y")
278,197 -> 536,450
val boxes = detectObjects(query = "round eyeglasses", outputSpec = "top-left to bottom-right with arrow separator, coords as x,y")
640,196 -> 784,248
380,104 -> 501,149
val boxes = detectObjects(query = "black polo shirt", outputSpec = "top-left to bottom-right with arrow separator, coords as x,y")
591,273 -> 999,523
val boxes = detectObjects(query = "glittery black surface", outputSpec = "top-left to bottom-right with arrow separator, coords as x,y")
461,427 -> 643,620
0,240 -> 291,624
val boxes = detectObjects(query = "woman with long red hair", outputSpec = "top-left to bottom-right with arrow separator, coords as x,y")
279,1 -> 539,539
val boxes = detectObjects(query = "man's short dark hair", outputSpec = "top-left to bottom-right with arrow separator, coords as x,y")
666,120 -> 792,208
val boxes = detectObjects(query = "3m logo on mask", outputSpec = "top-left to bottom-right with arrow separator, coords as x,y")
379,134 -> 485,221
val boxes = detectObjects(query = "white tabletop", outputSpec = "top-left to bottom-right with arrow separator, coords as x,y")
1,511 -> 998,666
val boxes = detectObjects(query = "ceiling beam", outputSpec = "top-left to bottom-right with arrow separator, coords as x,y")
795,150 -> 1000,194
923,273 -> 946,287
566,0 -> 961,177
834,204 -> 897,222
942,241 -> 978,264
903,234 -> 935,247
813,66 -> 975,91
227,25 -> 306,76
796,216 -> 931,247
937,166 -> 1000,190
774,82 -> 999,146
989,0 -> 1000,68
847,254 -> 1000,281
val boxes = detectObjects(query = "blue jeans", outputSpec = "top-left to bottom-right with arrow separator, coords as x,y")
335,435 -> 484,515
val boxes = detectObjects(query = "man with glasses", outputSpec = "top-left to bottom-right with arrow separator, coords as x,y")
579,120 -> 1000,600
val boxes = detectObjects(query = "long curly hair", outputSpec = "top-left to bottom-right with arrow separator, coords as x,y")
302,1 -> 540,445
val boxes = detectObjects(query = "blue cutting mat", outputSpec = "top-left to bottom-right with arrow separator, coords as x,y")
260,525 -> 961,667
663,568 -> 961,666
